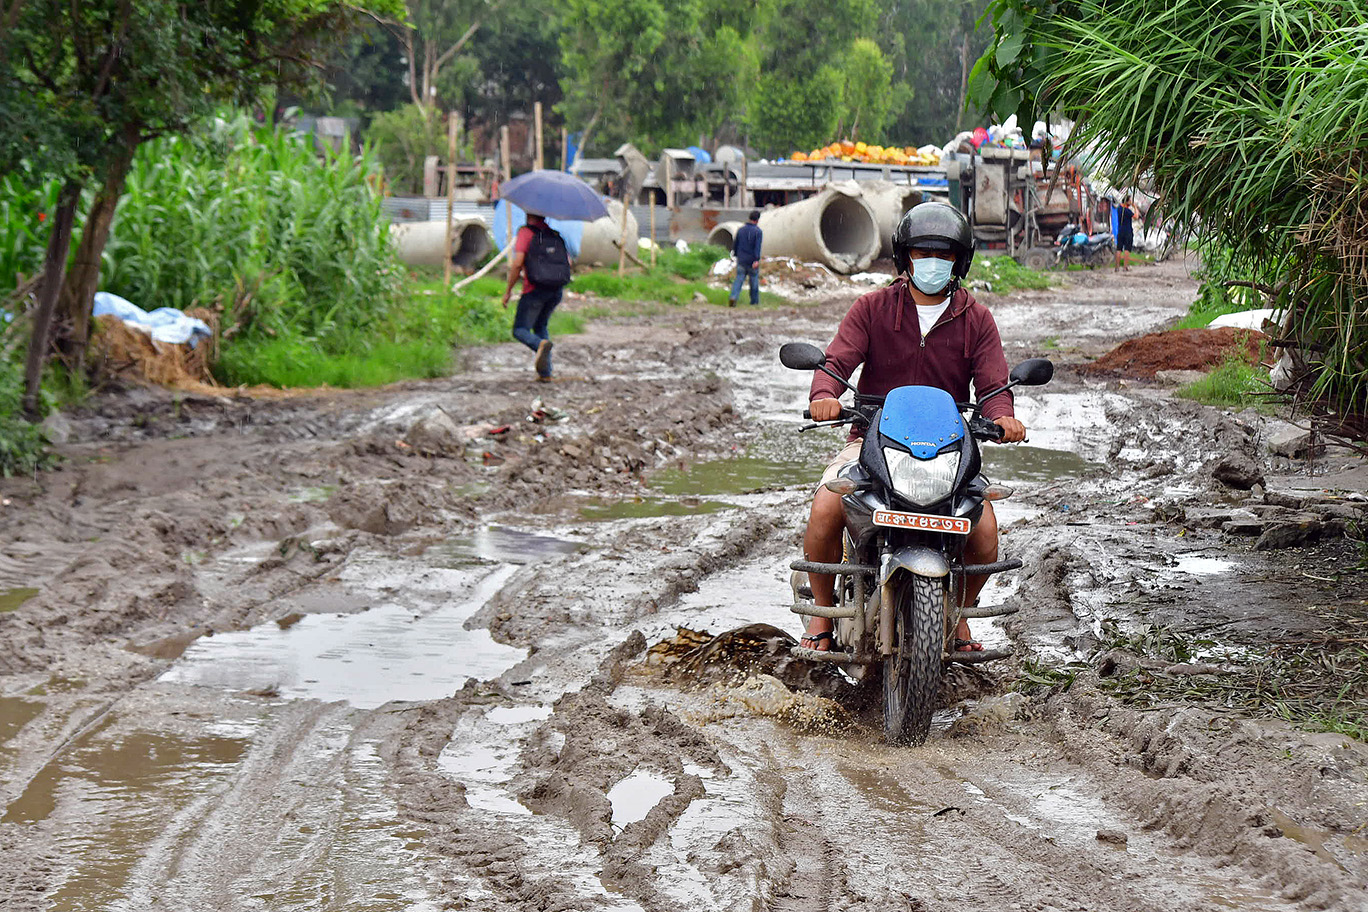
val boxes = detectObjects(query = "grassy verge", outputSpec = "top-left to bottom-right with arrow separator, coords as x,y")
966,255 -> 1056,294
214,273 -> 583,389
1016,620 -> 1368,742
573,243 -> 792,309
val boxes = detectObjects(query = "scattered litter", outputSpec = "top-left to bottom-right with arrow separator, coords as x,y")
482,451 -> 505,466
1209,308 -> 1282,331
848,272 -> 889,285
637,237 -> 656,250
710,257 -> 735,277
526,399 -> 569,424
675,239 -> 690,254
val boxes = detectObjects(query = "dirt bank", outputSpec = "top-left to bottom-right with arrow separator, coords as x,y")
2,256 -> 1366,911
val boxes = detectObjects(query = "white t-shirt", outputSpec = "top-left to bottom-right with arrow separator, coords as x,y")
916,297 -> 951,336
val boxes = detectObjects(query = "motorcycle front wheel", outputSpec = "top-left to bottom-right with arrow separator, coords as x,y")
882,573 -> 946,745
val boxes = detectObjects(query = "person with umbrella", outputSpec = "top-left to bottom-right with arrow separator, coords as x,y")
497,171 -> 609,382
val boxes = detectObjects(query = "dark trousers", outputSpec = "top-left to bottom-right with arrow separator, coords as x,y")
512,286 -> 562,376
730,263 -> 759,305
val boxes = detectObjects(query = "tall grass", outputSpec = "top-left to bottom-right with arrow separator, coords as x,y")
1,170 -> 62,297
979,0 -> 1368,417
102,116 -> 403,353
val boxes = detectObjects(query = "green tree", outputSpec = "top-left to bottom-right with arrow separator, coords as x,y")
558,0 -> 755,157
399,0 -> 516,115
0,0 -> 403,413
838,38 -> 896,141
878,1 -> 991,143
751,0 -> 876,154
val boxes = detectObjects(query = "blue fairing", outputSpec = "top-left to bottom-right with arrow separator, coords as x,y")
878,386 -> 965,459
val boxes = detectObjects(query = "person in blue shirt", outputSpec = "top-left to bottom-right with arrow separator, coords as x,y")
729,210 -> 763,307
1114,195 -> 1137,272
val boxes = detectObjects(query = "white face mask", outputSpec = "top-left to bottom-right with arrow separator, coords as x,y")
910,257 -> 954,294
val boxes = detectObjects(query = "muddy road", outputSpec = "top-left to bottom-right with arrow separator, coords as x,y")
2,258 -> 1366,911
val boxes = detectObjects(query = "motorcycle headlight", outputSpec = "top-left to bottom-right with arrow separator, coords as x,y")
883,447 -> 960,506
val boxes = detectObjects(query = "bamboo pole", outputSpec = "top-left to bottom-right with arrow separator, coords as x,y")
649,203 -> 657,268
534,101 -> 544,170
617,203 -> 631,276
560,127 -> 568,171
453,243 -> 513,292
501,124 -> 512,260
444,111 -> 459,285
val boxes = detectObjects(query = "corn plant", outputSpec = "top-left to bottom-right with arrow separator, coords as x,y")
101,115 -> 403,351
0,170 -> 63,299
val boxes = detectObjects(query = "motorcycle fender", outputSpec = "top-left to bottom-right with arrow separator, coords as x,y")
878,547 -> 950,656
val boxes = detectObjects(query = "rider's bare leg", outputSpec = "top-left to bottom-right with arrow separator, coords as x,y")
956,501 -> 1000,651
801,486 -> 845,650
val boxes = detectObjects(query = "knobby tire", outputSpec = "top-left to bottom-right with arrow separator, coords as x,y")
882,574 -> 944,745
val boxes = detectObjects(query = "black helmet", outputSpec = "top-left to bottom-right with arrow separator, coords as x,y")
893,202 -> 975,279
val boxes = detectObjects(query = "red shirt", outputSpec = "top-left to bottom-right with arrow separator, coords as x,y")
810,279 -> 1014,440
514,224 -> 538,294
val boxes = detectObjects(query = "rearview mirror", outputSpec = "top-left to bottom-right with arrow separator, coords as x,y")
779,342 -> 826,370
1009,358 -> 1054,386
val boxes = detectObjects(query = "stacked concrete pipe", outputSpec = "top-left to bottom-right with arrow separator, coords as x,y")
578,199 -> 639,265
756,183 -> 881,274
863,181 -> 925,258
391,219 -> 493,270
707,221 -> 744,250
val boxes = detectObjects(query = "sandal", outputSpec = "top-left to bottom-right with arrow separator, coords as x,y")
800,631 -> 834,651
954,638 -> 985,653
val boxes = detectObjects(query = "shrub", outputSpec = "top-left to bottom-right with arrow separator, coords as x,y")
100,116 -> 404,378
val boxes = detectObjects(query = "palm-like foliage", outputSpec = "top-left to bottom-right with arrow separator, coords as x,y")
976,0 -> 1368,416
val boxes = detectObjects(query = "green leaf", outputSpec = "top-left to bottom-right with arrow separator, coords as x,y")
996,31 -> 1026,69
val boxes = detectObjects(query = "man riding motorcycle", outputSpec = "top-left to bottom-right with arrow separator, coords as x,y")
801,202 -> 1026,652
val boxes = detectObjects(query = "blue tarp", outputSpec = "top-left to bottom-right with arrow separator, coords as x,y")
92,292 -> 212,348
492,200 -> 584,258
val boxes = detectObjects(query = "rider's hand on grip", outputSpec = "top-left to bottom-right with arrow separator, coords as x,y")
993,416 -> 1027,442
808,398 -> 844,421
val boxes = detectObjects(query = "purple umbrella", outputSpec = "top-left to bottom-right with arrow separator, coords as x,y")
498,169 -> 610,222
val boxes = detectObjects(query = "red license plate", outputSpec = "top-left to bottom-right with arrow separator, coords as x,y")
872,510 -> 972,535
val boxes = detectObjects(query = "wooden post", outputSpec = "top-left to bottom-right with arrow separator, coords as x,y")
617,204 -> 631,276
649,202 -> 657,269
444,111 -> 459,285
560,127 -> 568,171
501,124 -> 512,256
534,101 -> 544,170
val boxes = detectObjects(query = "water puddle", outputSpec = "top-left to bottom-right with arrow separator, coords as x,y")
838,762 -> 941,815
437,704 -> 551,816
2,725 -> 247,910
650,453 -> 820,496
428,526 -> 587,566
1173,555 -> 1235,575
607,768 -> 675,829
981,444 -> 1099,484
160,565 -> 525,708
0,585 -> 39,612
577,495 -> 733,521
0,695 -> 43,746
1267,807 -> 1368,873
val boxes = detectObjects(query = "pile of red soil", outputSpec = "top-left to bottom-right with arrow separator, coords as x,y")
1081,327 -> 1267,379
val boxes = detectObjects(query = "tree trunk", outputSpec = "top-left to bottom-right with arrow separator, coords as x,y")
59,134 -> 138,370
956,33 -> 970,133
573,105 -> 602,171
23,179 -> 81,418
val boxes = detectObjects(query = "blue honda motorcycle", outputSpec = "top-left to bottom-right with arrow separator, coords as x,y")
779,342 -> 1054,744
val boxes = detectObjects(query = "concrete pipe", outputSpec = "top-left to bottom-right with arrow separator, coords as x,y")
863,181 -> 924,258
578,199 -> 639,266
391,219 -> 493,270
756,184 -> 881,274
707,221 -> 744,250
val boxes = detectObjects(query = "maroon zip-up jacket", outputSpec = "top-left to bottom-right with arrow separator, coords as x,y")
810,279 -> 1013,441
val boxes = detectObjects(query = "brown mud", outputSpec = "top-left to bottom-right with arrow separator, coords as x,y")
2,255 -> 1366,911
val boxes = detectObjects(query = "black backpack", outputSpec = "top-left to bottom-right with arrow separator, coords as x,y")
523,225 -> 572,289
